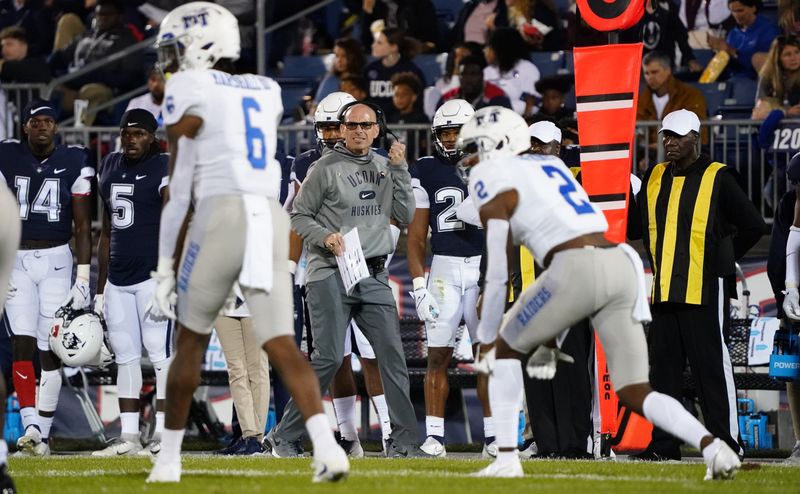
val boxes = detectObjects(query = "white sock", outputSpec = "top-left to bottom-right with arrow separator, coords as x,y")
490,359 -> 524,451
154,358 -> 172,402
425,416 -> 445,439
160,428 -> 185,463
642,391 -> 710,450
155,411 -> 165,437
0,440 -> 7,465
497,450 -> 518,464
332,396 -> 358,441
37,415 -> 54,441
306,413 -> 337,451
20,407 -> 37,431
120,412 -> 140,439
371,394 -> 391,441
483,416 -> 495,439
38,369 -> 62,439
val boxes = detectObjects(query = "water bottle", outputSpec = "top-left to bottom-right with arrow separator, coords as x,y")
3,395 -> 23,444
517,410 -> 525,447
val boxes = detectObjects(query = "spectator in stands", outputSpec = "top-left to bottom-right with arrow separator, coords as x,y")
124,66 -> 164,125
358,0 -> 439,51
340,73 -> 369,101
494,0 -> 566,52
679,0 -> 733,49
450,0 -> 508,46
708,0 -> 780,80
0,26 -> 50,83
483,27 -> 540,116
314,37 -> 366,104
0,0 -> 54,57
388,72 -> 428,160
364,27 -> 427,114
637,51 -> 707,168
778,0 -> 800,36
754,34 -> 800,114
438,54 -> 513,110
424,41 -> 483,119
621,0 -> 703,73
49,0 -> 143,125
532,75 -> 573,122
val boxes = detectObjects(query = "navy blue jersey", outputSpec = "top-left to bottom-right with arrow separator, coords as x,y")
410,155 -> 484,257
277,149 -> 294,205
291,148 -> 321,185
99,151 -> 168,286
364,58 -> 427,114
0,140 -> 93,243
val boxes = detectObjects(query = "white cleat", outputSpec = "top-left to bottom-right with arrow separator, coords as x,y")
472,458 -> 524,478
703,439 -> 741,481
16,427 -> 50,457
785,441 -> 800,465
482,441 -> 498,459
138,439 -> 162,457
420,436 -> 446,457
518,440 -> 537,459
146,458 -> 181,483
92,438 -> 143,457
312,444 -> 350,483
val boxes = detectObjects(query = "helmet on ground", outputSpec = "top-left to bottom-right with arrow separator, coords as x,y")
313,92 -> 356,147
432,99 -> 475,161
49,307 -> 104,367
155,2 -> 240,73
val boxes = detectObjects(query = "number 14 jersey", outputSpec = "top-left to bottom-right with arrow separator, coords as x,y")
163,69 -> 283,201
468,154 -> 608,261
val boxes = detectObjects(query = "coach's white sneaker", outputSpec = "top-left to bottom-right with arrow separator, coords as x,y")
312,444 -> 349,483
472,458 -> 524,478
420,437 -> 446,457
92,437 -> 143,456
138,439 -> 161,456
147,458 -> 181,483
703,439 -> 741,480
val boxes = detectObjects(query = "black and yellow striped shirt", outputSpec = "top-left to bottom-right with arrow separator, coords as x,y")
636,155 -> 766,306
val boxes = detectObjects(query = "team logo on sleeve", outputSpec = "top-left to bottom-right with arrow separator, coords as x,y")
166,96 -> 175,114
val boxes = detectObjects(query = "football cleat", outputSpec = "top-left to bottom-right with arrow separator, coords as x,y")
337,437 -> 364,458
92,437 -> 143,456
785,440 -> 800,464
16,427 -> 49,457
311,444 -> 349,483
420,436 -> 446,457
0,464 -> 16,494
146,458 -> 181,483
138,439 -> 162,456
482,440 -> 498,459
518,439 -> 537,459
472,458 -> 524,478
703,439 -> 741,480
263,429 -> 304,458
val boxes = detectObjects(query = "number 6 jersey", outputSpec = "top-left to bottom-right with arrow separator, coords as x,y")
0,140 -> 94,243
468,153 -> 608,261
162,68 -> 283,201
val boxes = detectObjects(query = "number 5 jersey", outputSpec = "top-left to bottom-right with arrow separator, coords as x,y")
0,140 -> 94,243
162,69 -> 283,201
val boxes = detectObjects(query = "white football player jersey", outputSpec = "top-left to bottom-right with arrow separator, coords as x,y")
163,69 -> 283,201
468,154 -> 608,260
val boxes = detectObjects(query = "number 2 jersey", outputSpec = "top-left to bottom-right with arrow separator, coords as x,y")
99,151 -> 169,286
0,140 -> 93,244
163,68 -> 283,201
468,154 -> 608,261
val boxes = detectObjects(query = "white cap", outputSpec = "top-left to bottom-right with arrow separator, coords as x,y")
659,109 -> 701,136
528,120 -> 562,144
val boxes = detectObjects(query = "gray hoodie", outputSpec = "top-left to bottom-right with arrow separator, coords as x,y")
291,142 -> 415,283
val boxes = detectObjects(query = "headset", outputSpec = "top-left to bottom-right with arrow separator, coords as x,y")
336,100 -> 401,144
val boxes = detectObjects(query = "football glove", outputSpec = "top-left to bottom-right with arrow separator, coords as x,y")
62,277 -> 91,310
411,277 -> 439,323
783,287 -> 800,321
147,257 -> 177,320
526,345 -> 575,380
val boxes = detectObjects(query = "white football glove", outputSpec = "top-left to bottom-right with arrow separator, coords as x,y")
62,277 -> 91,310
411,277 -> 439,323
147,257 -> 177,320
6,279 -> 16,300
93,294 -> 105,320
526,345 -> 575,380
784,287 -> 800,321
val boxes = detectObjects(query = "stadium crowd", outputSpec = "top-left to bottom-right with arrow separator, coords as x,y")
0,1 -> 799,490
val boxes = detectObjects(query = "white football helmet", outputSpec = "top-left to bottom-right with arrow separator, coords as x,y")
49,308 -> 105,367
155,2 -> 240,73
456,106 -> 530,182
432,99 -> 475,161
313,92 -> 356,147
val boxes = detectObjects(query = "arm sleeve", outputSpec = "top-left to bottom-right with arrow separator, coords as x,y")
390,162 -> 416,224
476,218 -> 510,343
70,147 -> 94,196
718,171 -> 767,259
290,165 -> 334,248
158,137 -> 197,259
786,226 -> 800,287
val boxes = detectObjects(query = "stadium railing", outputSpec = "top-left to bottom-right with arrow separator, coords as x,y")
0,82 -> 46,139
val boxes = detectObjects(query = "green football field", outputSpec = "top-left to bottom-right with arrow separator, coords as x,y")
8,456 -> 800,494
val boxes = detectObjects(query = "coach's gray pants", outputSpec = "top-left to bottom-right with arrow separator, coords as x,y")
274,270 -> 418,449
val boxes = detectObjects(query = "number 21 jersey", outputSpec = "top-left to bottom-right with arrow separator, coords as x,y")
163,68 -> 283,201
468,154 -> 608,260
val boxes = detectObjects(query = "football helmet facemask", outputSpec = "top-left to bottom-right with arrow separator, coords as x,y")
432,99 -> 475,161
456,106 -> 529,183
313,92 -> 356,148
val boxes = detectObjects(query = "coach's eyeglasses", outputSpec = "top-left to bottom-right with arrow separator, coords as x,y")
343,121 -> 377,130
